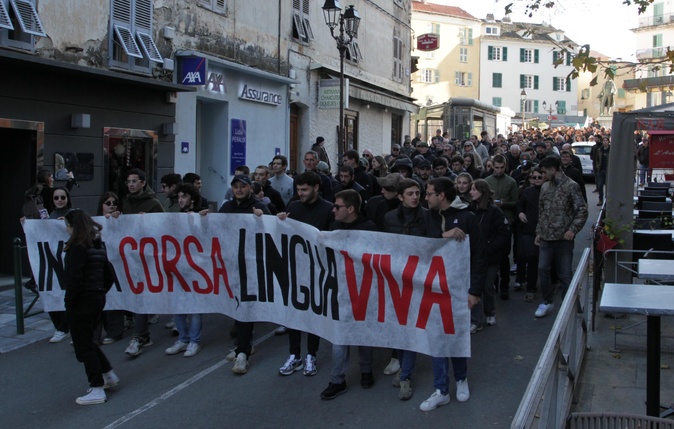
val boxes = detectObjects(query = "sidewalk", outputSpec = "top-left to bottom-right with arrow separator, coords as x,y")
0,275 -> 52,354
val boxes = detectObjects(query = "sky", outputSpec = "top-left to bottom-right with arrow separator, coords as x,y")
432,0 -> 639,60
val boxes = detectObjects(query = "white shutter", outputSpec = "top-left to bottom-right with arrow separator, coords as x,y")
0,0 -> 13,30
114,25 -> 143,58
10,0 -> 46,36
135,0 -> 163,62
111,0 -> 143,58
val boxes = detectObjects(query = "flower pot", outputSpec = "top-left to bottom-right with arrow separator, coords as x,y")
597,233 -> 618,253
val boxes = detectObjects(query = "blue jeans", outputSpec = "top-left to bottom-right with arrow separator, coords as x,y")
639,163 -> 649,186
330,344 -> 374,384
537,240 -> 574,304
398,349 -> 417,381
431,357 -> 468,395
173,314 -> 202,344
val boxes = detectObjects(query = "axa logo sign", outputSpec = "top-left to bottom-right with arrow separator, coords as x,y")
179,56 -> 206,86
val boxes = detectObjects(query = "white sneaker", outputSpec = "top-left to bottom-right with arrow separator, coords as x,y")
420,389 -> 450,411
232,353 -> 248,374
148,314 -> 159,325
102,370 -> 119,389
76,387 -> 106,405
383,357 -> 401,375
165,321 -> 176,329
456,378 -> 470,402
535,302 -> 554,318
279,354 -> 303,375
303,354 -> 317,376
50,331 -> 70,343
486,316 -> 496,326
183,342 -> 201,357
226,346 -> 255,361
165,341 -> 188,355
470,323 -> 483,334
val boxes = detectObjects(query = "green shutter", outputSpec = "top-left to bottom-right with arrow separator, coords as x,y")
618,88 -> 626,98
534,49 -> 539,63
520,74 -> 525,89
534,75 -> 539,90
552,51 -> 559,64
503,47 -> 508,61
435,70 -> 440,83
493,97 -> 502,107
557,100 -> 566,114
468,28 -> 473,45
566,77 -> 571,92
493,72 -> 502,88
488,46 -> 493,60
533,100 -> 539,113
520,48 -> 525,62
566,53 -> 571,66
553,77 -> 558,90
468,73 -> 472,86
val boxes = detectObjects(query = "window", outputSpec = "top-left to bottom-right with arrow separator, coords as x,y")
556,100 -> 566,114
426,50 -> 435,60
520,48 -> 539,63
459,47 -> 467,62
492,72 -> 502,88
109,0 -> 163,73
618,88 -> 626,98
552,50 -> 572,66
292,0 -> 314,43
0,0 -> 46,51
492,97 -> 502,107
346,38 -> 362,63
553,76 -> 570,92
485,26 -> 499,35
427,22 -> 440,34
420,68 -> 438,83
197,0 -> 226,14
653,33 -> 663,48
488,46 -> 507,61
454,71 -> 472,86
459,27 -> 473,45
393,29 -> 403,81
581,88 -> 590,99
523,99 -> 538,113
520,74 -> 539,89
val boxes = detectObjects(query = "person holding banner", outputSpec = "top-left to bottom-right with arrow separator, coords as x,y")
383,178 -> 431,401
219,175 -> 270,373
122,168 -> 165,357
320,190 -> 377,400
62,209 -> 119,405
277,171 -> 334,377
421,177 -> 488,412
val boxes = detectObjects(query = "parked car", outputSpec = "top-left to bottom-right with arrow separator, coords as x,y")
571,142 -> 595,180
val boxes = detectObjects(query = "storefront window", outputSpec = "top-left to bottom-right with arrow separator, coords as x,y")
103,127 -> 157,201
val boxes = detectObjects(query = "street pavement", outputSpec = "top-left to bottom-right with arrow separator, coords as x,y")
0,184 -> 672,428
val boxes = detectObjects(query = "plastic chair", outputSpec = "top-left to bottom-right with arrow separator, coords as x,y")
633,217 -> 663,229
642,201 -> 673,211
647,181 -> 671,189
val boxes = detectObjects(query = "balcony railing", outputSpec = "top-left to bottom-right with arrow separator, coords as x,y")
638,12 -> 674,27
636,47 -> 666,60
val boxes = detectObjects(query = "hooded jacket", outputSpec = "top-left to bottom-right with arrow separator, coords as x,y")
123,187 -> 165,214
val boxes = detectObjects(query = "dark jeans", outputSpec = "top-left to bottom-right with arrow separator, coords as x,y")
67,295 -> 112,387
235,322 -> 254,357
288,329 -> 319,357
94,310 -> 125,342
538,240 -> 574,304
49,311 -> 68,332
596,169 -> 607,202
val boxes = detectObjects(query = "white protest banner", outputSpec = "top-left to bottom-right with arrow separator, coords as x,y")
22,213 -> 470,357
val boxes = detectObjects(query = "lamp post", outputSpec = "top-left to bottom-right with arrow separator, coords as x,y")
520,89 -> 527,130
542,100 -> 558,117
322,1 -> 360,158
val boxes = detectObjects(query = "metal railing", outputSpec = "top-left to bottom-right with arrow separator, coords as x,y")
13,237 -> 42,334
638,12 -> 674,28
510,247 -> 591,429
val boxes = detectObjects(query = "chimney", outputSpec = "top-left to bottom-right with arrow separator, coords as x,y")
486,13 -> 495,22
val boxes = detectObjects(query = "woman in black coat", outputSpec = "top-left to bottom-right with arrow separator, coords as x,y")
468,179 -> 511,332
63,209 -> 119,405
516,167 -> 544,303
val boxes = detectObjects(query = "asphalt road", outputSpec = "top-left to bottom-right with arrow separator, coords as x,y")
0,185 -> 599,429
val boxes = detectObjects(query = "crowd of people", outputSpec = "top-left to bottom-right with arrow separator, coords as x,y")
21,125 -> 597,410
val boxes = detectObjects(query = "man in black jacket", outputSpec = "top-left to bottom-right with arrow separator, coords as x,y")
277,171 -> 334,377
366,173 -> 402,231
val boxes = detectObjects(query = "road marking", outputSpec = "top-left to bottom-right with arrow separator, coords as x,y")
102,329 -> 278,429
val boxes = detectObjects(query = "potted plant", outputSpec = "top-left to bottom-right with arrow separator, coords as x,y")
596,217 -> 631,253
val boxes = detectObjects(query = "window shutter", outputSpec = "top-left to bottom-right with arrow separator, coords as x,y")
0,1 -> 13,30
493,73 -> 502,88
10,0 -> 46,36
566,53 -> 571,66
534,75 -> 539,90
533,100 -> 539,113
553,77 -> 558,90
534,49 -> 539,63
468,73 -> 472,86
455,71 -> 460,85
493,97 -> 501,107
520,48 -> 525,62
557,100 -> 566,114
434,69 -> 439,83
488,46 -> 493,60
112,0 -> 143,59
566,77 -> 571,92
552,51 -> 558,64
503,47 -> 508,61
520,74 -> 525,89
135,0 -> 163,63
468,28 -> 473,45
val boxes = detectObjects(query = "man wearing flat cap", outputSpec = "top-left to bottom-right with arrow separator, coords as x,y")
311,136 -> 331,170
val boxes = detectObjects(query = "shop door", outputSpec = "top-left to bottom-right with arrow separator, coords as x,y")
0,120 -> 42,275
103,128 -> 158,202
345,112 -> 359,152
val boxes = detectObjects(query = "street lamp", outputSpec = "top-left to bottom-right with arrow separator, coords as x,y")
520,89 -> 527,130
323,1 -> 360,158
542,100 -> 558,116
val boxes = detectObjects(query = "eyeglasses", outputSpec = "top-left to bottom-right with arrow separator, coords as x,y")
530,175 -> 543,180
53,195 -> 67,201
104,200 -> 118,206
332,204 -> 349,210
126,179 -> 140,185
426,191 -> 439,197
